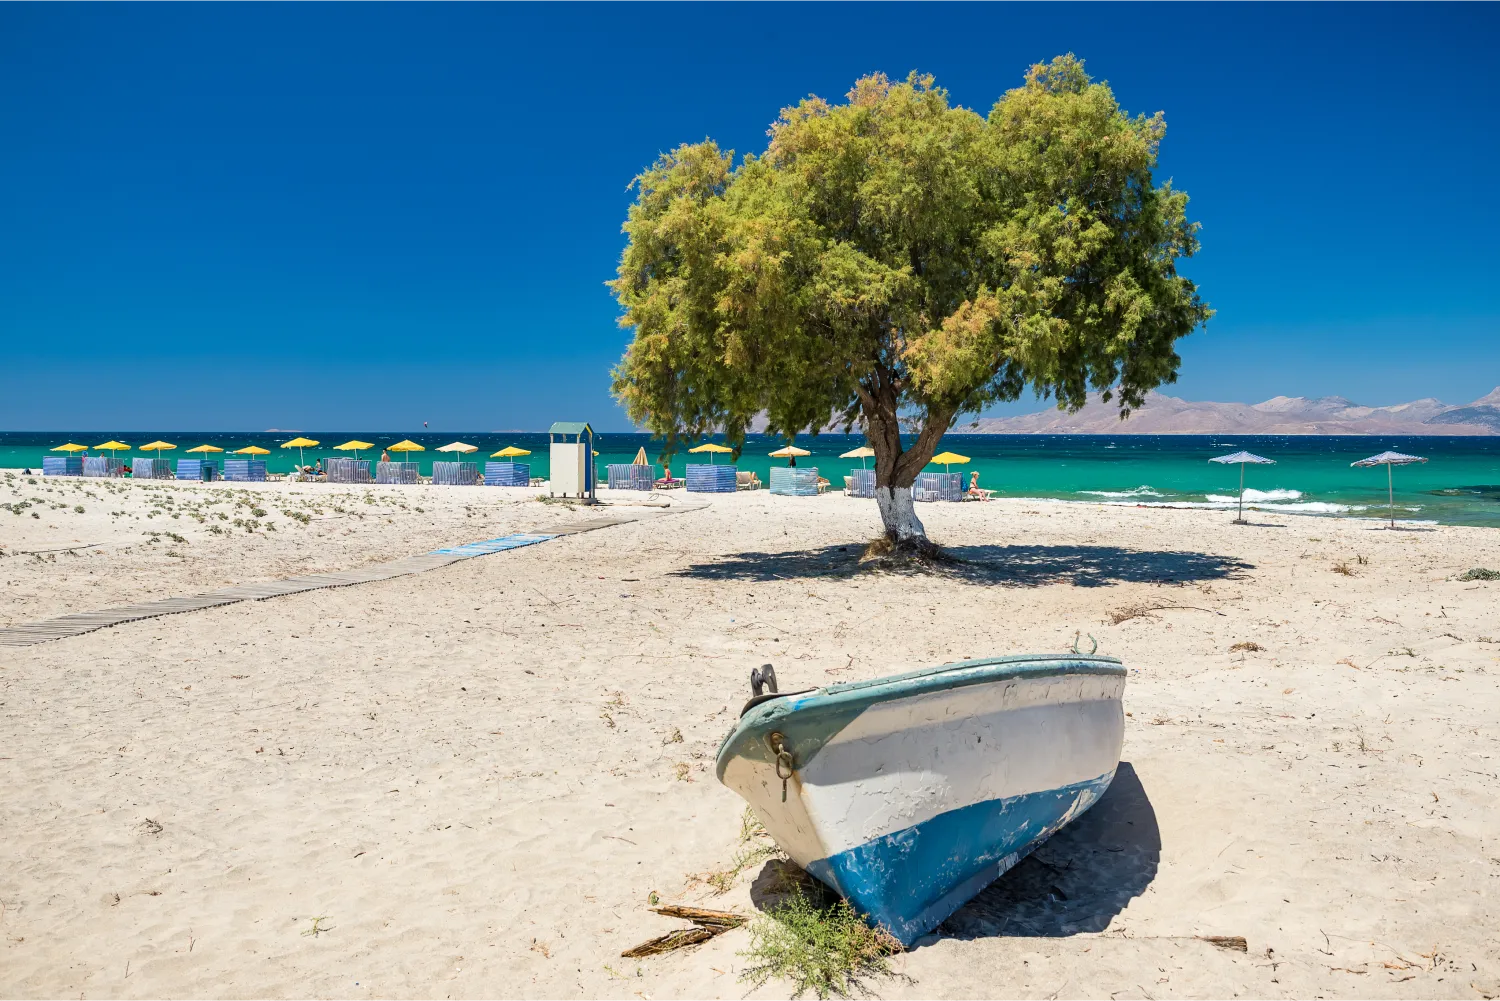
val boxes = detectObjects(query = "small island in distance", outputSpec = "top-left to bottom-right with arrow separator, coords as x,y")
965,386 -> 1500,435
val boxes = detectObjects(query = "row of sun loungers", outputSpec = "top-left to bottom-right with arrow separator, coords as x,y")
41,456 -> 983,501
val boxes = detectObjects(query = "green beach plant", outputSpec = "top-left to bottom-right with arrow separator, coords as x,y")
610,55 -> 1210,548
738,890 -> 901,999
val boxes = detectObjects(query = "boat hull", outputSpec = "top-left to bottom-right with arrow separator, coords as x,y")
715,655 -> 1125,946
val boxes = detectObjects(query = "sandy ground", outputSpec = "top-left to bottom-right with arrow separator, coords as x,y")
2,470 -> 1499,999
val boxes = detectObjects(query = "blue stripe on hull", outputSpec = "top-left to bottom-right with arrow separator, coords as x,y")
805,771 -> 1115,946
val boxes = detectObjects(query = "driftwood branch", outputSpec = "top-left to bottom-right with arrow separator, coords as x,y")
620,906 -> 747,958
1198,935 -> 1248,952
650,905 -> 746,929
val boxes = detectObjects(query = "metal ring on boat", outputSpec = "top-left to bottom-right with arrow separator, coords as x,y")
771,733 -> 794,780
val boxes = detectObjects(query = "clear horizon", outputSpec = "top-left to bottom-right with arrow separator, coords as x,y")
3,3 -> 1497,431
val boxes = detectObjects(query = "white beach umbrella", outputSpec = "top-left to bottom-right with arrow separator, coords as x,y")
840,445 -> 876,470
1351,451 -> 1428,528
1209,451 -> 1275,524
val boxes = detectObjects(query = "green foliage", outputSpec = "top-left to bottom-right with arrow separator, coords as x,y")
1457,567 -> 1500,581
738,890 -> 901,999
610,55 -> 1210,498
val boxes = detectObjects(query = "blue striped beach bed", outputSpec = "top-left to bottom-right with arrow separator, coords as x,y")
223,459 -> 267,482
484,461 -> 530,487
43,457 -> 83,476
770,467 -> 820,496
686,464 -> 736,493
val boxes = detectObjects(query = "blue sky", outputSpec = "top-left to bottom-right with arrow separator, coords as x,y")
2,2 -> 1497,431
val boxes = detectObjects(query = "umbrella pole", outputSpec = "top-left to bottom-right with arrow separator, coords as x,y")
1238,463 -> 1245,523
1388,463 -> 1395,528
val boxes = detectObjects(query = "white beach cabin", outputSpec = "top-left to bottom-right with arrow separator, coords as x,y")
548,421 -> 597,501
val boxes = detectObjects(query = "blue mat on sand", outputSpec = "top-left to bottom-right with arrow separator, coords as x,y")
428,533 -> 558,557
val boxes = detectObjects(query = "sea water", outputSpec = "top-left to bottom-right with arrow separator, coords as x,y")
3,431 -> 1497,528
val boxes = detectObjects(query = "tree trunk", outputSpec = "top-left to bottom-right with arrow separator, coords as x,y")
857,370 -> 953,548
874,484 -> 926,543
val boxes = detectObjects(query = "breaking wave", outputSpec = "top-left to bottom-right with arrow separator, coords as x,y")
1098,498 -> 1358,515
1220,488 -> 1303,503
1079,486 -> 1164,499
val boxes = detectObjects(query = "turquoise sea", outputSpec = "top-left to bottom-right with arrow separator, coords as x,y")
3,431 -> 1498,528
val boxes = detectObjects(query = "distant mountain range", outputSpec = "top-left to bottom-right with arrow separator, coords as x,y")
962,387 -> 1500,435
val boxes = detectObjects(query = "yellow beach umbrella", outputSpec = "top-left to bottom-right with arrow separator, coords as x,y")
492,445 -> 531,458
280,437 -> 320,470
841,445 -> 875,469
769,444 -> 810,467
631,446 -> 651,466
334,440 -> 374,461
95,440 -> 130,468
186,444 -> 223,453
138,442 -> 174,475
233,445 -> 270,456
387,440 -> 424,469
929,450 -> 970,472
689,442 -> 733,464
51,443 -> 88,453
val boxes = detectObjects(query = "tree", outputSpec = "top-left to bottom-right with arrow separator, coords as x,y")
609,56 -> 1211,548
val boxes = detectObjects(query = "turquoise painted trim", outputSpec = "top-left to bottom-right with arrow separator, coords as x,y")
806,770 -> 1116,946
715,654 -> 1123,782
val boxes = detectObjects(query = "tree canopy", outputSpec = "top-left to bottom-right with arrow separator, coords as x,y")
610,55 -> 1211,542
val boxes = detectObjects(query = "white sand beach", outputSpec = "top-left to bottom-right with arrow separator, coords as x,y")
2,471 -> 1498,998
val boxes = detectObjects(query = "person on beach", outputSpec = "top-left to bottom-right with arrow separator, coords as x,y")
967,470 -> 989,501
380,449 -> 390,463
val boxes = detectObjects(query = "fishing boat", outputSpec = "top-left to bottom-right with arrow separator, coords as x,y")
715,654 -> 1126,946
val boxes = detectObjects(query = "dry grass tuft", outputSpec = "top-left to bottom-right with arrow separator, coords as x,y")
693,808 -> 784,895
859,535 -> 957,570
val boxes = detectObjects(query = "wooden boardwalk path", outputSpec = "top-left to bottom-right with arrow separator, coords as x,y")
0,516 -> 635,649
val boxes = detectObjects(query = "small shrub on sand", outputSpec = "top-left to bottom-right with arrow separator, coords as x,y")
1457,567 -> 1500,581
1229,641 -> 1263,653
1331,561 -> 1356,576
738,890 -> 900,999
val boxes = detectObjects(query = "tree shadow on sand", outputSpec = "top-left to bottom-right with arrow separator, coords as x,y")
746,763 -> 1160,944
673,544 -> 1251,587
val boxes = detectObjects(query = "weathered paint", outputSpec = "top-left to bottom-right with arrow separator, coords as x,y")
715,654 -> 1126,946
805,772 -> 1115,945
